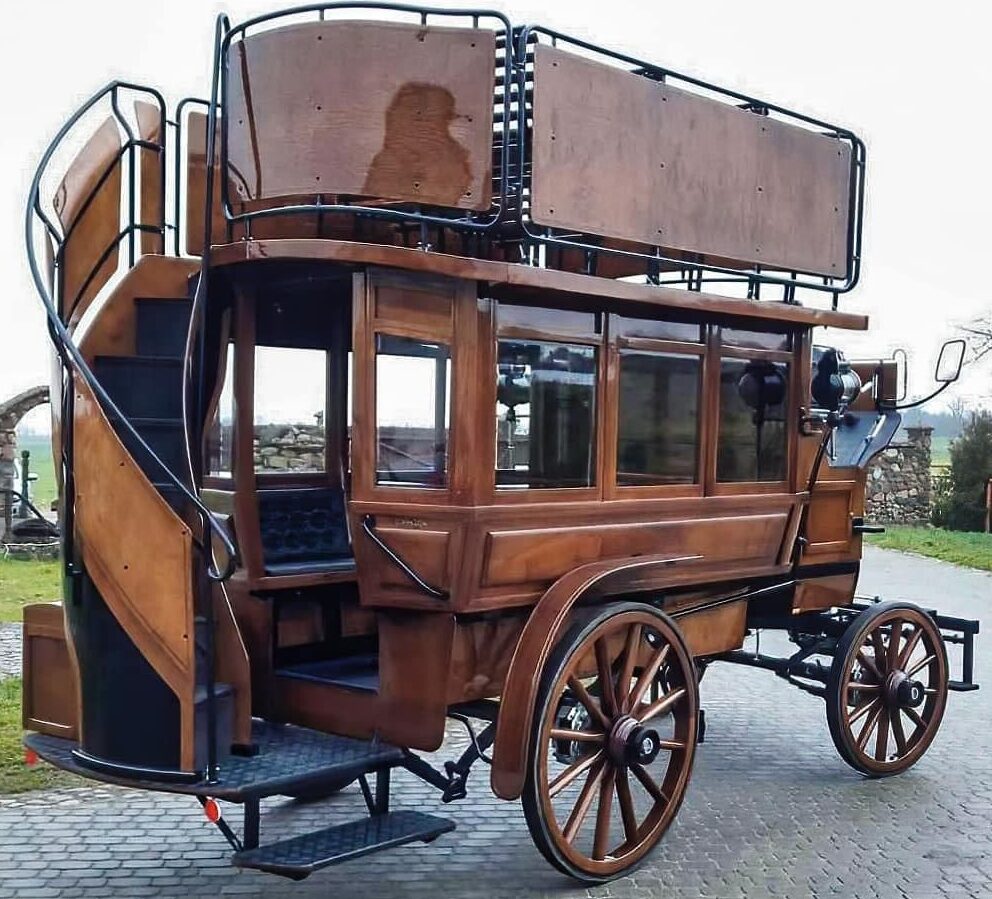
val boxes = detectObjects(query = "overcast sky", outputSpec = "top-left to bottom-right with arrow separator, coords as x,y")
2,0 -> 990,432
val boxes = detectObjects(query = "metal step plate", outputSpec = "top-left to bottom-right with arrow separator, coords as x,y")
232,810 -> 455,880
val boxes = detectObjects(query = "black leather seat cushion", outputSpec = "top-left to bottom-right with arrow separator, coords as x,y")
258,488 -> 353,575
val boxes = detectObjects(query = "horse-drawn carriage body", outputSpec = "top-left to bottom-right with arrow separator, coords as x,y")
21,5 -> 978,883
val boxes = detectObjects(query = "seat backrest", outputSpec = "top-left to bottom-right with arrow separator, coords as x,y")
257,487 -> 350,566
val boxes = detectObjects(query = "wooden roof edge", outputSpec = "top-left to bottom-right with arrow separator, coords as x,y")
208,238 -> 869,331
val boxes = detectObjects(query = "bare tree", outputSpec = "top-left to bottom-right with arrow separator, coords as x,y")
960,312 -> 992,363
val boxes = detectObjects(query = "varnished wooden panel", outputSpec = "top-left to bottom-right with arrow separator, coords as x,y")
531,45 -> 852,277
135,101 -> 164,255
482,512 -> 788,587
184,111 -> 228,256
677,600 -> 747,657
22,603 -> 78,739
793,572 -> 857,614
53,117 -> 121,321
376,527 -> 450,589
226,21 -> 495,209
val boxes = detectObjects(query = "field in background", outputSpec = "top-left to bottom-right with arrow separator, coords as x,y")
867,527 -> 992,571
930,435 -> 952,468
0,557 -> 61,622
12,434 -> 57,514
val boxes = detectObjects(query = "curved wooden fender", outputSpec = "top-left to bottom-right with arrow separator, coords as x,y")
489,551 -> 707,800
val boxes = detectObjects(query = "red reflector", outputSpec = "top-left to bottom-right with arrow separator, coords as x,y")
203,798 -> 221,823
24,749 -> 38,767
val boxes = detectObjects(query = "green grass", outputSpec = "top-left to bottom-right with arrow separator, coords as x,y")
0,557 -> 62,622
930,435 -> 952,468
867,526 -> 992,571
0,678 -> 77,794
14,435 -> 56,514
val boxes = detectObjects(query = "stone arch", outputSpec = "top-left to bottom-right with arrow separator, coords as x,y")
1,385 -> 51,539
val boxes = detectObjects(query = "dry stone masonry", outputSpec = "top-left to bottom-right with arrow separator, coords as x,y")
865,426 -> 933,524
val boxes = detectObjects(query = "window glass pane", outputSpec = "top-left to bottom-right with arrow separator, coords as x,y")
254,346 -> 327,473
497,304 -> 599,337
721,328 -> 792,352
206,346 -> 234,478
615,317 -> 702,343
375,334 -> 450,488
496,340 -> 597,489
717,358 -> 789,482
617,352 -> 700,486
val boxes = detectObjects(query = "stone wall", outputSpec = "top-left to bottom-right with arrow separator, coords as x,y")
865,426 -> 933,524
254,424 -> 326,471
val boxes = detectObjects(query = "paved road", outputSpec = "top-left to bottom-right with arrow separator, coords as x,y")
0,547 -> 989,898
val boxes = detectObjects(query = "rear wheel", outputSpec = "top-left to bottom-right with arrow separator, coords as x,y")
826,602 -> 948,777
522,603 -> 698,882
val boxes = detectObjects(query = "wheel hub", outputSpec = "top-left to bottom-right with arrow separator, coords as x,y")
608,715 -> 662,766
885,670 -> 925,709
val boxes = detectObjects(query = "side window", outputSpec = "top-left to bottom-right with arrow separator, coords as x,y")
206,345 -> 235,479
254,346 -> 327,474
717,357 -> 789,482
375,334 -> 450,488
617,351 -> 701,485
496,340 -> 597,489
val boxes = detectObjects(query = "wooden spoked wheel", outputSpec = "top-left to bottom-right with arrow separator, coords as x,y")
522,603 -> 698,882
826,602 -> 948,777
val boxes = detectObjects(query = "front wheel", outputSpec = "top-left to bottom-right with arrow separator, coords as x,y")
826,601 -> 948,777
522,603 -> 698,883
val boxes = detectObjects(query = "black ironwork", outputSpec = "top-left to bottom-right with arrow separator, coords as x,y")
361,514 -> 449,599
2,490 -> 59,538
511,25 -> 867,303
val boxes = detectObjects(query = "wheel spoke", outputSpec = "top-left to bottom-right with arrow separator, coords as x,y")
630,762 -> 669,805
856,649 -> 883,682
549,748 -> 604,799
891,708 -> 908,756
904,706 -> 927,733
549,728 -> 605,744
595,638 -> 618,717
870,628 -> 888,674
874,706 -> 891,762
847,681 -> 881,693
592,764 -> 616,860
615,767 -> 639,847
906,654 -> 936,679
637,687 -> 687,724
886,619 -> 903,674
563,758 -> 607,843
897,626 -> 923,671
617,624 -> 643,714
627,643 -> 670,711
856,704 -> 883,752
848,696 -> 880,727
567,676 -> 612,732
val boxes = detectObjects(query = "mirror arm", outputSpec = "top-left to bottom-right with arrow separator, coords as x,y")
891,379 -> 953,411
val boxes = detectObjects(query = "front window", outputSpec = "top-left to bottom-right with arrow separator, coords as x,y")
375,334 -> 450,488
717,358 -> 789,482
495,339 -> 597,489
617,351 -> 700,485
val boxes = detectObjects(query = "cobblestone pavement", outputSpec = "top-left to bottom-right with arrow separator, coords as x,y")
0,547 -> 989,899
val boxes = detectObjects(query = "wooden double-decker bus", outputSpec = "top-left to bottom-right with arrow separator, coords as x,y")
21,4 -> 978,883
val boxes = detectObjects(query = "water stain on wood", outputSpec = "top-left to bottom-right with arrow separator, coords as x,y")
364,82 -> 473,206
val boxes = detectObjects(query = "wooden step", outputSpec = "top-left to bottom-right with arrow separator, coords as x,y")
134,297 -> 192,358
231,810 -> 455,880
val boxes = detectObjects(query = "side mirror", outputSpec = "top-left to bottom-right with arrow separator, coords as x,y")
935,339 -> 966,384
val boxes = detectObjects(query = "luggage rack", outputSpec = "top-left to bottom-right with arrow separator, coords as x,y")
511,25 -> 867,306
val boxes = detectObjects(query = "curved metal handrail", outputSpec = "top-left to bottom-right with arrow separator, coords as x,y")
361,514 -> 449,600
24,80 -> 239,583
